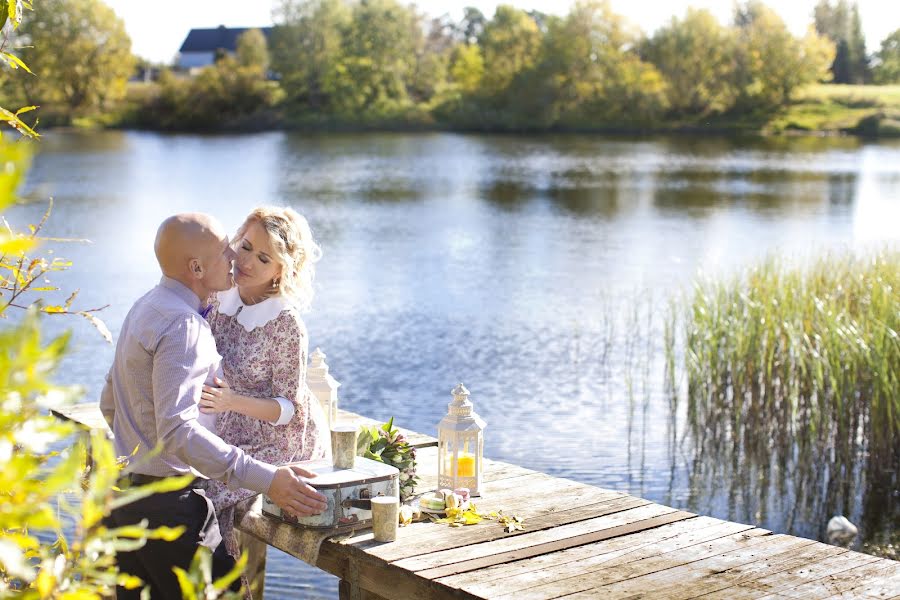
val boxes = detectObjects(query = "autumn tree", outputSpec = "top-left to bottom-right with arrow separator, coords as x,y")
237,28 -> 270,72
512,0 -> 667,127
732,1 -> 834,109
271,0 -> 351,114
479,5 -> 542,97
644,8 -> 737,116
12,0 -> 134,122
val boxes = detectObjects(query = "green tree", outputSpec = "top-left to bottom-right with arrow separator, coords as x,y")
733,1 -> 834,109
872,29 -> 900,83
149,56 -> 281,130
408,16 -> 455,106
334,0 -> 420,118
270,0 -> 351,114
479,5 -> 542,97
458,7 -> 486,44
644,8 -> 737,116
515,0 -> 668,127
236,28 -> 270,72
813,0 -> 869,84
12,0 -> 134,122
449,43 -> 484,94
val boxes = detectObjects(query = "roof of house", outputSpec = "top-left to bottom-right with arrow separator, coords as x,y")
179,26 -> 273,53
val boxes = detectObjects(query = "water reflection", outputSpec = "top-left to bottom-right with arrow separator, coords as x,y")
683,412 -> 897,554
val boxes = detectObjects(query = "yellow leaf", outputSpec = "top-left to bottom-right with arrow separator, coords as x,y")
0,235 -> 33,255
77,311 -> 112,344
58,591 -> 101,600
35,566 -> 55,597
81,497 -> 104,529
41,305 -> 67,314
1,51 -> 34,74
145,525 -> 186,542
117,573 -> 144,589
462,511 -> 482,525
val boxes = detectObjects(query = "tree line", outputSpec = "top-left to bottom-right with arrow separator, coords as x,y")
2,0 -> 900,131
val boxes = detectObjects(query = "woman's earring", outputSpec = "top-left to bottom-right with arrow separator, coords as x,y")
272,278 -> 280,288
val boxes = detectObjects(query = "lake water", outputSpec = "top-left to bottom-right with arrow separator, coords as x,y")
11,130 -> 900,598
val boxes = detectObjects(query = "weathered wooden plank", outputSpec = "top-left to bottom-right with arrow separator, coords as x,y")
489,528 -> 780,599
742,548 -> 882,595
440,517 -> 757,598
415,511 -> 697,580
52,403 -> 111,433
319,542 -> 479,600
391,504 -> 684,572
353,487 -> 636,563
393,479 -> 630,546
685,589 -> 796,600
775,560 -> 900,599
674,541 -> 849,599
600,536 -> 830,600
845,570 -> 900,599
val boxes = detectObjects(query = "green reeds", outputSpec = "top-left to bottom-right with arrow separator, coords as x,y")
675,248 -> 899,466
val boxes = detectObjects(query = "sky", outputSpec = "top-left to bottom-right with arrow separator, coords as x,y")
103,0 -> 900,64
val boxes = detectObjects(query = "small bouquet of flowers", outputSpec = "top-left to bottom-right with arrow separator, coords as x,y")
356,417 -> 418,502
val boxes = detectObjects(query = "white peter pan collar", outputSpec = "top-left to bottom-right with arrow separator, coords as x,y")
216,286 -> 291,332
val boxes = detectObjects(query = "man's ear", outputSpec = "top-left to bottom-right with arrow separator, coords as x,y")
189,258 -> 204,279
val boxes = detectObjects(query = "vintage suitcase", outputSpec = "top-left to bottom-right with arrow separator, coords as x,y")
262,456 -> 400,530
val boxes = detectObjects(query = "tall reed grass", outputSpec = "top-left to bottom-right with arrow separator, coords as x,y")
673,249 -> 899,468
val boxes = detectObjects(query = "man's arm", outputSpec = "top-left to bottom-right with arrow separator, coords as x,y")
151,316 -> 276,493
99,367 -> 115,430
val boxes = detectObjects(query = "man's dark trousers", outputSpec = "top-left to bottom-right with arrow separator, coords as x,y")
105,481 -> 241,599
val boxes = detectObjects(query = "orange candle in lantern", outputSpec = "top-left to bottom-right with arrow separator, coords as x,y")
457,454 -> 475,477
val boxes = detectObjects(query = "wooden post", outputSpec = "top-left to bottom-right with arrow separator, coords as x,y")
234,529 -> 267,599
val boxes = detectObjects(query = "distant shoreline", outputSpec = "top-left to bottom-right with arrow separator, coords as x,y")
59,84 -> 900,139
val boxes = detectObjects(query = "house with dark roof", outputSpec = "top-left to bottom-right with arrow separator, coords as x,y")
177,25 -> 273,71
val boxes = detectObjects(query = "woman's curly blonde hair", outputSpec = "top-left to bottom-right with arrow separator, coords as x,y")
235,206 -> 322,312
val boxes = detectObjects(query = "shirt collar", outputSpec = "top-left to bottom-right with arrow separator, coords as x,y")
216,286 -> 291,332
159,276 -> 203,313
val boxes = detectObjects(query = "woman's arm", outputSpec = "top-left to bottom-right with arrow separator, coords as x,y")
200,377 -> 290,423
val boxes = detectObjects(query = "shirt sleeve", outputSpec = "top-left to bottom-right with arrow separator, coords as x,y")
152,315 -> 276,493
273,396 -> 296,426
99,366 -> 114,430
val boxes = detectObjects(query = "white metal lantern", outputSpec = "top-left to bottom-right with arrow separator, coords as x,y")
438,383 -> 486,497
307,347 -> 340,429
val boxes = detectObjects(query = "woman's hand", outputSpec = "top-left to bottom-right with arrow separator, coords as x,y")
200,377 -> 236,414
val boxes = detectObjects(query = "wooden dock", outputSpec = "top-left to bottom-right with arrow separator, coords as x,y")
54,402 -> 900,599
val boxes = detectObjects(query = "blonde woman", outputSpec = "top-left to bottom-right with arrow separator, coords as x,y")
199,206 -> 328,577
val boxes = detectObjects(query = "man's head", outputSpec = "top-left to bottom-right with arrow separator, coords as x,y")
154,213 -> 236,300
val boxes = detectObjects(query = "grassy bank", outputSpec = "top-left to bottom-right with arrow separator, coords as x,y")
767,84 -> 900,136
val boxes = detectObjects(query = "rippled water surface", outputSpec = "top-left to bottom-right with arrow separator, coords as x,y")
13,130 -> 900,597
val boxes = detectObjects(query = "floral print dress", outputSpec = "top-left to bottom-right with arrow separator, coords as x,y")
205,287 -> 328,560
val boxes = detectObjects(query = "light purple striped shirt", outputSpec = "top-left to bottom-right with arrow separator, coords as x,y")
99,276 -> 276,494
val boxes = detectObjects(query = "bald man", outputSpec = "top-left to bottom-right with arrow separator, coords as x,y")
100,213 -> 327,599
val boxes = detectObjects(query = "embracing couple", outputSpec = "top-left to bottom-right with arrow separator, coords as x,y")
100,207 -> 329,598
